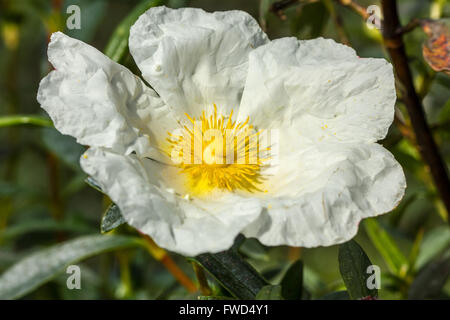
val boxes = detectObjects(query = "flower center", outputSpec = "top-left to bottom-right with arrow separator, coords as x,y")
166,105 -> 267,195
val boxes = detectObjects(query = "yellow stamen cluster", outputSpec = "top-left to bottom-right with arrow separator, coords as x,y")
166,105 -> 267,195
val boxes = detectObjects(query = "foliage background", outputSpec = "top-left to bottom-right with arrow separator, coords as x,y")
0,0 -> 449,300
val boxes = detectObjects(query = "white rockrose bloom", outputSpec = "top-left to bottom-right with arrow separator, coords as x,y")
37,6 -> 406,256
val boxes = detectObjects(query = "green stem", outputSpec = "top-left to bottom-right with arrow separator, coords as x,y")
116,251 -> 133,299
0,115 -> 53,128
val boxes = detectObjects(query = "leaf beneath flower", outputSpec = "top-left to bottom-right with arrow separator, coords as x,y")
256,285 -> 283,300
101,203 -> 126,233
338,240 -> 378,300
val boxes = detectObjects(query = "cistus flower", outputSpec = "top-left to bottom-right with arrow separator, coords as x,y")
37,6 -> 406,256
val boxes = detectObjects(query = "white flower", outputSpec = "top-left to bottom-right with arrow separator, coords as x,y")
37,6 -> 406,256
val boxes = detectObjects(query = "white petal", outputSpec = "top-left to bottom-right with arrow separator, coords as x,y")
244,142 -> 406,247
37,32 -> 178,157
129,6 -> 269,118
238,37 -> 396,143
80,148 -> 262,256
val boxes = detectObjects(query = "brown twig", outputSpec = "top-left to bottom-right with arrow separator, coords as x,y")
396,18 -> 422,35
270,0 -> 318,19
431,119 -> 450,131
394,114 -> 416,144
324,0 -> 350,45
141,234 -> 197,293
381,0 -> 450,220
335,0 -> 369,20
271,0 -> 301,13
160,255 -> 197,293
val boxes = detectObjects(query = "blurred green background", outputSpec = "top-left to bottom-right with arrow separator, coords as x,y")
0,0 -> 449,300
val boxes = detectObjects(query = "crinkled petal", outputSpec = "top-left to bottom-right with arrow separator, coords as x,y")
244,142 -> 406,247
129,6 -> 269,118
80,148 -> 262,256
238,37 -> 396,143
37,32 -> 178,157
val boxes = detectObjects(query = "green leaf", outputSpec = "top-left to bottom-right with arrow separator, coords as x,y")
364,218 -> 408,276
101,203 -> 126,233
258,0 -> 276,31
407,228 -> 424,274
437,99 -> 450,123
238,238 -> 269,261
0,181 -> 21,197
415,226 -> 450,270
338,240 -> 378,300
41,127 -> 85,169
388,194 -> 417,226
318,290 -> 350,300
408,253 -> 450,299
280,259 -> 303,300
198,295 -> 235,300
303,265 -> 327,295
289,2 -> 329,39
166,0 -> 189,7
0,234 -> 140,299
0,219 -> 94,242
194,249 -> 269,300
104,0 -> 164,63
256,285 -> 283,300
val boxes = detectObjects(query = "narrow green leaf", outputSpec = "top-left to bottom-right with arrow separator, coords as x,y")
338,240 -> 378,300
198,295 -> 235,300
104,0 -> 164,63
194,249 -> 269,300
101,203 -> 126,233
415,226 -> 450,270
318,290 -> 350,300
388,194 -> 417,226
364,218 -> 408,276
408,253 -> 450,299
280,259 -> 303,300
0,219 -> 94,242
0,235 -> 140,299
437,99 -> 450,123
41,128 -> 84,169
289,1 -> 329,39
238,238 -> 269,261
0,115 -> 53,128
256,285 -> 283,300
231,234 -> 246,251
303,265 -> 327,295
407,228 -> 424,274
258,0 -> 275,31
